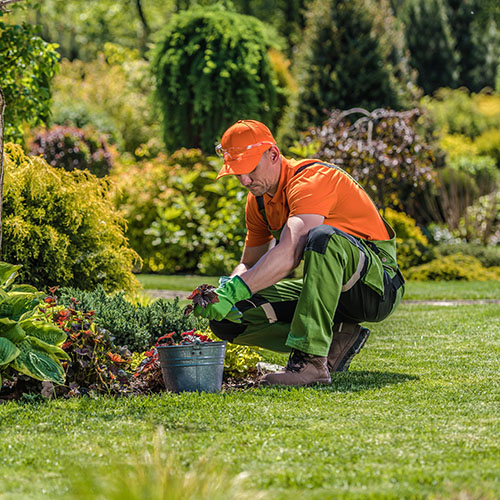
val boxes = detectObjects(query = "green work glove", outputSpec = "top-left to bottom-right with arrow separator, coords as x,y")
218,276 -> 231,287
194,276 -> 251,322
226,306 -> 243,323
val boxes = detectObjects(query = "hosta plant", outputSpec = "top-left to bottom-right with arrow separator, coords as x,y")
0,262 -> 69,387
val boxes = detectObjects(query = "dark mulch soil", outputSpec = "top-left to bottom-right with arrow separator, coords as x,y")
1,370 -> 261,402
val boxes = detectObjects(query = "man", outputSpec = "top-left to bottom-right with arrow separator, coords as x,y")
194,119 -> 405,386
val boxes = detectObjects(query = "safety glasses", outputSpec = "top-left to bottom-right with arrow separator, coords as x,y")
215,141 -> 275,160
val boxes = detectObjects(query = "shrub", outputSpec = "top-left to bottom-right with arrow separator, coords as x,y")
458,190 -> 500,245
29,125 -> 113,177
151,4 -> 284,152
51,50 -> 160,155
406,254 -> 500,281
436,243 -> 500,268
111,149 -> 246,275
0,11 -> 59,143
383,209 -> 435,270
2,144 -> 139,292
57,286 -> 208,352
289,0 -> 411,133
421,88 -> 500,138
298,108 -> 436,220
474,128 -> 500,165
446,0 -> 500,93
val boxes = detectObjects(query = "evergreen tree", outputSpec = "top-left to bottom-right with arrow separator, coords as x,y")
402,0 -> 459,95
447,0 -> 500,91
290,0 -> 409,133
151,5 -> 283,152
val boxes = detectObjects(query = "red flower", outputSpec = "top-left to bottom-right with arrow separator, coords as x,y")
187,289 -> 201,300
156,332 -> 176,345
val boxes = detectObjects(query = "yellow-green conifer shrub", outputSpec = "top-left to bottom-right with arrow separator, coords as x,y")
405,254 -> 500,281
383,208 -> 435,270
2,144 -> 140,292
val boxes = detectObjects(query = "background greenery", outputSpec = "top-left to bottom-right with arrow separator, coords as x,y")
2,0 -> 499,282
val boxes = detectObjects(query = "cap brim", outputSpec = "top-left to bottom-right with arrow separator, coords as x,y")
216,146 -> 269,179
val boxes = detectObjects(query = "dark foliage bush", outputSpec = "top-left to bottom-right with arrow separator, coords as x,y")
402,0 -> 459,95
151,4 -> 284,152
298,108 -> 436,221
57,286 -> 208,352
30,125 -> 113,177
3,144 -> 139,292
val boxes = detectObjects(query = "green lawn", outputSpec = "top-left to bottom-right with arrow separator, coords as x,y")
136,274 -> 219,291
137,274 -> 499,301
1,302 -> 500,499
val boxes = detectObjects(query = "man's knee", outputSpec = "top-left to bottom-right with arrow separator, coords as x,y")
208,319 -> 245,343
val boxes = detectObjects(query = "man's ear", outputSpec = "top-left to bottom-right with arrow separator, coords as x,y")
269,145 -> 280,163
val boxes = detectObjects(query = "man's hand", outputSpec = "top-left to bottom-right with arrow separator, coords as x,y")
194,276 -> 251,321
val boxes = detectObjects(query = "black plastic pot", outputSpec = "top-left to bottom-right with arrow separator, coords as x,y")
157,341 -> 226,393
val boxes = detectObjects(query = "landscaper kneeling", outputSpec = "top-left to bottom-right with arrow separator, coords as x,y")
193,120 -> 405,387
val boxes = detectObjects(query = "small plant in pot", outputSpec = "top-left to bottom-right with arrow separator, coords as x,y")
135,327 -> 226,394
137,285 -> 227,394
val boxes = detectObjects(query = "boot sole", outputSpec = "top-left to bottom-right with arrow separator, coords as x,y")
335,327 -> 370,372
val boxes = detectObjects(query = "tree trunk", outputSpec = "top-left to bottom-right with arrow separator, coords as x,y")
135,0 -> 150,55
0,87 -> 5,258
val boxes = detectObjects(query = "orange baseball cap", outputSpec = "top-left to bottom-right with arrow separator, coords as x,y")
215,120 -> 276,179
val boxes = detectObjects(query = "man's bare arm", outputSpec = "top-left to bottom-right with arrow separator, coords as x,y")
230,241 -> 275,276
238,214 -> 324,294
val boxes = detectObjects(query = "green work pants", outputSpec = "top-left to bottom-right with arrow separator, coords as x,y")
210,225 -> 404,357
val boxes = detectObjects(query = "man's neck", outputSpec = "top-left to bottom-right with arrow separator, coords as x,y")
266,156 -> 283,197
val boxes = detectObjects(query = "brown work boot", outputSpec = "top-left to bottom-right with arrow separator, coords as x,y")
259,349 -> 331,387
328,323 -> 370,372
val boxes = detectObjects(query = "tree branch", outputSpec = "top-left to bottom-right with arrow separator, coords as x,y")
0,0 -> 25,12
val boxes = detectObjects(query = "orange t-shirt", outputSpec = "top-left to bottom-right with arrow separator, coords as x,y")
244,156 -> 390,247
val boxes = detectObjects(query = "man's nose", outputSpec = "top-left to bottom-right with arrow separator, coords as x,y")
238,174 -> 252,187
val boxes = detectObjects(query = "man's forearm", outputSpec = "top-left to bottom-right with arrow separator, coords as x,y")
230,263 -> 251,277
237,244 -> 297,294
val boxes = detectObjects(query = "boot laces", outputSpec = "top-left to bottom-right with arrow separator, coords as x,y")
286,350 -> 310,372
